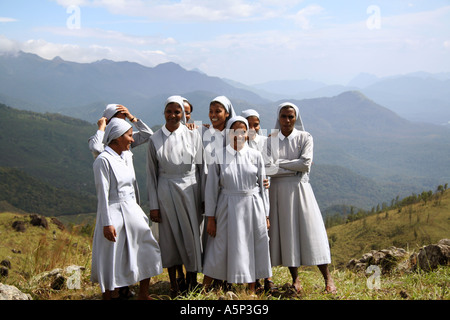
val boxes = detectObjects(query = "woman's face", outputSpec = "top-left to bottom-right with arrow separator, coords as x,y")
164,102 -> 183,130
279,107 -> 296,136
114,128 -> 134,152
184,102 -> 192,122
247,116 -> 260,140
209,102 -> 229,130
229,121 -> 248,150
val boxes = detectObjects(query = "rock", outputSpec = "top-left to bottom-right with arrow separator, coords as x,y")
30,214 -> 48,229
347,239 -> 450,274
0,260 -> 11,269
12,220 -> 26,232
347,246 -> 408,274
0,283 -> 32,300
415,239 -> 450,271
0,267 -> 8,278
30,265 -> 86,291
51,217 -> 65,231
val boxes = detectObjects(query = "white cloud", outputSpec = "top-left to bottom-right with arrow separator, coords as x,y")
0,17 -> 18,23
291,5 -> 324,30
51,0 -> 307,22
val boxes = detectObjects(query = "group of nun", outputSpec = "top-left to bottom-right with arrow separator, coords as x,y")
89,96 -> 336,300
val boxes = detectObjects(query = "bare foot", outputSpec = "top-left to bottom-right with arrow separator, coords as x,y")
325,280 -> 337,294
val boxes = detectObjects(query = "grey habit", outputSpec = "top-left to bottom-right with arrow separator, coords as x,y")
202,116 -> 272,283
266,103 -> 331,267
91,118 -> 162,293
146,96 -> 205,273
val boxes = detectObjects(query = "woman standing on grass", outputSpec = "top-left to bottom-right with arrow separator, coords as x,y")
91,117 -> 162,300
265,102 -> 336,294
146,96 -> 205,297
202,116 -> 272,293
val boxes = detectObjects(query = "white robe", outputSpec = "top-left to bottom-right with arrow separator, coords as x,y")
147,125 -> 204,272
91,147 -> 162,292
266,128 -> 331,267
203,145 -> 272,283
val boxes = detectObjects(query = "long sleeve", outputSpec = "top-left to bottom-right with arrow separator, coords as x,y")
146,140 -> 160,211
88,130 -> 105,159
131,119 -> 153,148
93,157 -> 112,226
204,162 -> 221,217
277,134 -> 313,173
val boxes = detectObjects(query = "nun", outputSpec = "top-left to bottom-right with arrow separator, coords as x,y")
88,104 -> 153,159
202,96 -> 236,165
241,109 -> 267,153
202,116 -> 272,293
146,96 -> 205,297
265,102 -> 336,294
91,117 -> 162,300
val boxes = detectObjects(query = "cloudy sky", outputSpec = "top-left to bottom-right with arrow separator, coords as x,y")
1,0 -> 449,85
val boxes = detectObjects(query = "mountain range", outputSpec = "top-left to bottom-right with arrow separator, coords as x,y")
0,51 -> 449,216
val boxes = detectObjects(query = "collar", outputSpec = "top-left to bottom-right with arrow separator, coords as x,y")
226,143 -> 249,155
105,146 -> 128,161
162,124 -> 182,137
279,128 -> 298,141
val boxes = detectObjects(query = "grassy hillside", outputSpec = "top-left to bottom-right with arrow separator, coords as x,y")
0,210 -> 448,301
328,189 -> 450,267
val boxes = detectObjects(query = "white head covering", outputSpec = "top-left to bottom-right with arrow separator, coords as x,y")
226,115 -> 249,131
241,109 -> 260,120
211,96 -> 236,122
103,118 -> 132,146
275,102 -> 305,131
103,104 -> 119,121
165,95 -> 186,125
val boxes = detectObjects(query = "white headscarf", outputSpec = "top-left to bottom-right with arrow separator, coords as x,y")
241,109 -> 260,120
103,118 -> 132,146
103,104 -> 119,121
275,102 -> 305,131
226,115 -> 249,131
165,95 -> 186,125
211,96 -> 236,122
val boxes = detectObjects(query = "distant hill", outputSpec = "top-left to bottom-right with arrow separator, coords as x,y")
0,167 -> 96,216
255,72 -> 450,126
0,51 -> 268,118
0,102 -> 417,216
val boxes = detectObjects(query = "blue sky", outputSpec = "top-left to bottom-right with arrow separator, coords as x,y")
1,0 -> 449,84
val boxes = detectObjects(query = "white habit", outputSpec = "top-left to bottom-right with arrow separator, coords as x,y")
91,146 -> 162,292
266,128 -> 331,267
203,144 -> 272,283
147,124 -> 204,272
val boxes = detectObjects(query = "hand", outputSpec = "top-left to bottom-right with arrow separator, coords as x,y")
207,217 -> 216,237
263,178 -> 270,189
186,122 -> 198,130
150,209 -> 161,223
103,225 -> 117,242
266,217 -> 270,230
116,105 -> 135,121
97,117 -> 107,131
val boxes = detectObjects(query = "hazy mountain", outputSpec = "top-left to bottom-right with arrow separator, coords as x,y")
0,51 -> 269,116
248,71 -> 450,126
